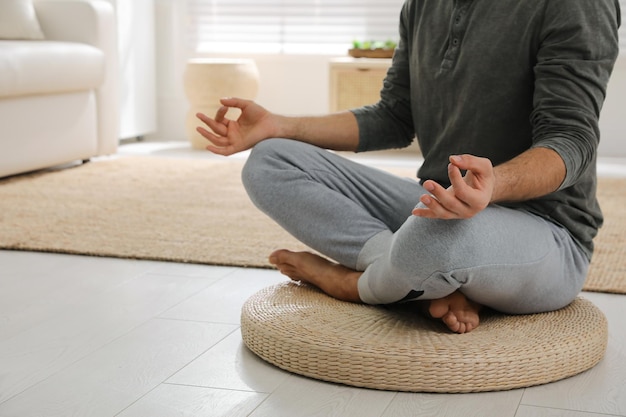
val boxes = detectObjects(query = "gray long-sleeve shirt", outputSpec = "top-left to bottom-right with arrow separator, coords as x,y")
353,0 -> 621,259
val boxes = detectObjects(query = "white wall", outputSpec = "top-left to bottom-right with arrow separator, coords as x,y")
147,0 -> 626,157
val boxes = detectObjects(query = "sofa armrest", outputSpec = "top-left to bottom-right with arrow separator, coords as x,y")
34,0 -> 119,155
35,1 -> 114,47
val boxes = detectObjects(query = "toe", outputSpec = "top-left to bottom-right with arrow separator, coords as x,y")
442,312 -> 461,333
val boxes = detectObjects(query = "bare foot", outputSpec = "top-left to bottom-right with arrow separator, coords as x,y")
270,250 -> 480,332
269,249 -> 362,303
427,291 -> 482,334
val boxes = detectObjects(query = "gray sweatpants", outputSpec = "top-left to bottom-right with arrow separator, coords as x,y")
242,139 -> 589,314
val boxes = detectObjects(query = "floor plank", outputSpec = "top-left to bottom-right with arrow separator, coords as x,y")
0,271 -> 216,404
160,268 -> 285,325
167,331 -> 289,393
117,384 -> 267,417
0,253 -> 160,342
0,319 -> 237,417
516,405 -> 622,417
248,374 -> 395,417
382,390 -> 523,417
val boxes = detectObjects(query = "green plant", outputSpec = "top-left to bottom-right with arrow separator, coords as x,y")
352,39 -> 397,50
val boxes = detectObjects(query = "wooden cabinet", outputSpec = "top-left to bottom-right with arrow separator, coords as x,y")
328,58 -> 391,112
329,57 -> 420,154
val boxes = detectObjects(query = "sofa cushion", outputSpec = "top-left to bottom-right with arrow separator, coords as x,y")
0,0 -> 44,40
0,41 -> 104,98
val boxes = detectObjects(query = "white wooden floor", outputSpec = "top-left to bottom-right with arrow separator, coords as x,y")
1,142 -> 625,417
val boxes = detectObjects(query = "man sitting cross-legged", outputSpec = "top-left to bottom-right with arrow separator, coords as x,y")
196,0 -> 620,333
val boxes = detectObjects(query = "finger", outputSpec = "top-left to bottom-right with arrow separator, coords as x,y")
196,112 -> 213,125
196,108 -> 230,136
219,97 -> 250,110
196,126 -> 230,147
450,154 -> 490,175
214,105 -> 229,123
197,114 -> 229,137
423,180 -> 468,216
206,143 -> 236,156
447,163 -> 476,205
449,155 -> 493,208
412,194 -> 456,219
448,162 -> 465,188
412,207 -> 437,218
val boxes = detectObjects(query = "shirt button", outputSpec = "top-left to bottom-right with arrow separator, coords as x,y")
452,38 -> 459,46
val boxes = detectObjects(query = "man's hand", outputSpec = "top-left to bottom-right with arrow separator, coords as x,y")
196,98 -> 278,156
412,155 -> 495,220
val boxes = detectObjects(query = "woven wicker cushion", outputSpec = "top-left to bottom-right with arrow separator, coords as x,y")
241,282 -> 608,393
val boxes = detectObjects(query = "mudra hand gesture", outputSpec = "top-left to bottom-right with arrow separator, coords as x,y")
412,154 -> 496,220
196,97 -> 278,156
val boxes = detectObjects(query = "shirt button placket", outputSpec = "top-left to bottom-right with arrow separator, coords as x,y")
442,1 -> 472,70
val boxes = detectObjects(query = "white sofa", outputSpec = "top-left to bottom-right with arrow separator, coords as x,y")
0,0 -> 118,178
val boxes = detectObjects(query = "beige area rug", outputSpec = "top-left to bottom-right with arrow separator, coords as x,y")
0,156 -> 624,294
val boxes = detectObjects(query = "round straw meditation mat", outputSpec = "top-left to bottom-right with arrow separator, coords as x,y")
241,282 -> 608,393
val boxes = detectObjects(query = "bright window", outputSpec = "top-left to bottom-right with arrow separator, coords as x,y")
186,0 -> 405,54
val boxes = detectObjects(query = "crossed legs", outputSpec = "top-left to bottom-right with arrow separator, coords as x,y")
269,249 -> 482,333
242,139 -> 588,334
